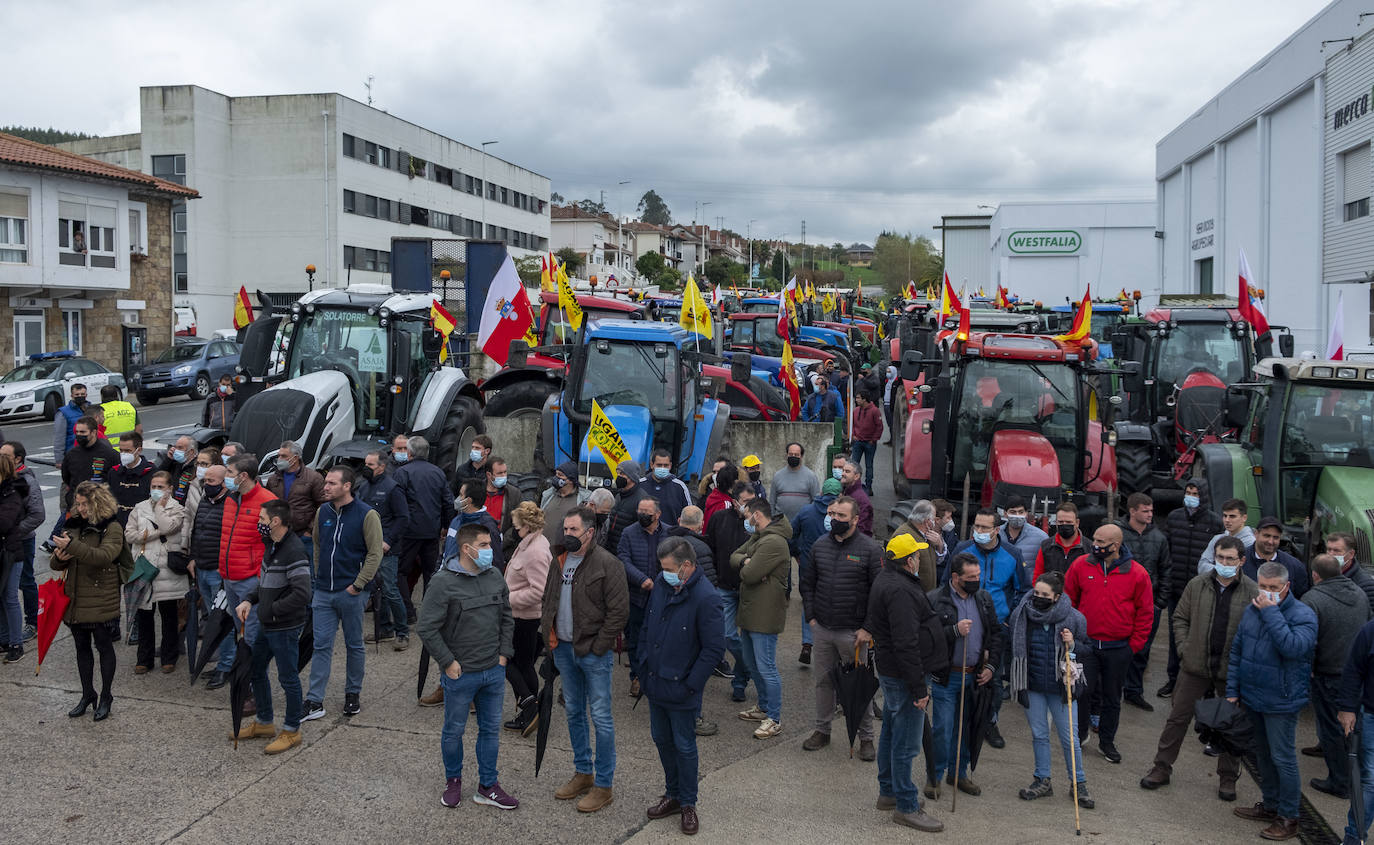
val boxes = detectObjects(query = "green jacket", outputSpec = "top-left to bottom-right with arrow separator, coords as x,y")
416,563 -> 514,674
730,518 -> 793,634
1172,572 -> 1259,683
49,514 -> 125,624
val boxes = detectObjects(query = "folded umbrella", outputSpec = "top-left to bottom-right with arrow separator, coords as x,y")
229,636 -> 254,749
296,606 -> 314,673
1193,697 -> 1254,759
535,653 -> 558,777
828,646 -> 880,757
417,644 -> 432,701
34,576 -> 70,676
183,587 -> 201,679
964,680 -> 997,772
190,607 -> 234,684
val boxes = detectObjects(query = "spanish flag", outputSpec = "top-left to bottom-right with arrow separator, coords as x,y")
1055,287 -> 1092,343
232,286 -> 254,330
431,299 -> 457,362
995,285 -> 1010,309
780,341 -> 801,421
939,273 -> 962,320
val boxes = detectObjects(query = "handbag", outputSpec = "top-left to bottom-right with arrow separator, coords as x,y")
167,550 -> 191,576
1065,655 -> 1087,701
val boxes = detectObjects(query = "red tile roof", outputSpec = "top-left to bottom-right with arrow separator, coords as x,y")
0,133 -> 199,198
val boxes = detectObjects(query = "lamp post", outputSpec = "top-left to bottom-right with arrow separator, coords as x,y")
747,219 -> 756,282
480,140 -> 498,240
699,201 -> 712,276
617,179 -> 630,279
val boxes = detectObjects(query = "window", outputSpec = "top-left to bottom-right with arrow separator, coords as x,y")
378,198 -> 391,220
408,155 -> 427,179
343,190 -> 356,214
0,190 -> 27,263
152,154 -> 186,185
58,196 -> 113,267
62,310 -> 82,355
1344,143 -> 1370,222
378,146 -> 390,169
343,134 -> 356,158
364,194 -> 378,217
128,208 -> 142,253
431,211 -> 450,231
411,206 -> 429,226
1195,256 -> 1213,295
343,245 -> 390,273
175,272 -> 188,293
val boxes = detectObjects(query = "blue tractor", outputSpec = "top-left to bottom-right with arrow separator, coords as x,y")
510,319 -> 748,487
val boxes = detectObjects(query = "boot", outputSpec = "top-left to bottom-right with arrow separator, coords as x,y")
93,695 -> 112,722
264,729 -> 302,755
233,720 -> 277,741
577,786 -> 614,813
892,809 -> 944,832
504,696 -> 537,732
419,686 -> 444,707
1075,781 -> 1095,810
1140,764 -> 1171,789
68,694 -> 96,718
555,772 -> 594,801
1259,817 -> 1299,841
923,779 -> 941,800
1019,776 -> 1052,800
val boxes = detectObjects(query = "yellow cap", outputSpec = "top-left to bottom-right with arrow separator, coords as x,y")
741,454 -> 761,468
886,533 -> 928,559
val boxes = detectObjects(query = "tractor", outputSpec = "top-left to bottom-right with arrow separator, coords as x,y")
1193,358 -> 1374,560
508,319 -> 745,486
227,282 -> 484,487
1109,297 -> 1293,502
890,330 -> 1120,533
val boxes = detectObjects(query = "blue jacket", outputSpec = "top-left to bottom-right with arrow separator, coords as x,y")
618,520 -> 669,608
802,387 -> 845,422
356,472 -> 410,549
1243,547 -> 1311,599
639,473 -> 692,527
442,510 -> 504,571
952,538 -> 1024,623
633,566 -> 726,710
789,495 -> 835,568
53,399 -> 87,463
395,460 -> 455,540
1226,593 -> 1318,714
313,498 -> 383,592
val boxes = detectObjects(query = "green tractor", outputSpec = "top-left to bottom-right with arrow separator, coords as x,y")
1193,358 -> 1374,559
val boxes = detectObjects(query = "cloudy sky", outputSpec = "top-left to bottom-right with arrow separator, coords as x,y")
6,0 -> 1332,246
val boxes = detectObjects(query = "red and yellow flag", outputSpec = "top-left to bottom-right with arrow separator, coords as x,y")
939,273 -> 963,320
995,285 -> 1010,309
232,286 -> 254,330
431,299 -> 458,362
1055,287 -> 1093,343
780,341 -> 801,421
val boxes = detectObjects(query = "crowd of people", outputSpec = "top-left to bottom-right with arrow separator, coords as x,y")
10,387 -> 1374,843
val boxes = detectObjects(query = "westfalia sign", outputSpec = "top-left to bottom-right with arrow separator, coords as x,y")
1007,230 -> 1082,255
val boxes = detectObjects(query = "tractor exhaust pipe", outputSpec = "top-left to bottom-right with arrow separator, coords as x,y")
960,472 -> 972,538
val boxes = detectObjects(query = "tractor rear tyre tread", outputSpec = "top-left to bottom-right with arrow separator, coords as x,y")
485,380 -> 557,418
1116,440 -> 1152,498
435,395 -> 484,494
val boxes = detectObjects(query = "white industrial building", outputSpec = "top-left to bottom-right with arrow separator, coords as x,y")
936,214 -> 992,295
63,85 -> 551,334
1156,0 -> 1374,353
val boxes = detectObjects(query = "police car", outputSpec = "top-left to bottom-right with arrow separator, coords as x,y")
0,351 -> 126,421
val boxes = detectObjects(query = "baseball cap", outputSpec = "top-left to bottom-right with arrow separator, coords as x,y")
742,454 -> 761,468
886,533 -> 929,559
1256,516 -> 1284,532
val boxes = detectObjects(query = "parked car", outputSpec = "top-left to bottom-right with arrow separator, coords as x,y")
131,338 -> 241,403
0,351 -> 126,421
174,306 -> 198,337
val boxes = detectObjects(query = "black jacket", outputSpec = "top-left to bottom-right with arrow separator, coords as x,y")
929,581 -> 1003,673
1117,519 -> 1169,585
666,525 -> 717,587
356,471 -> 410,549
245,531 -> 312,631
802,531 -> 882,630
705,505 -> 749,592
107,458 -> 156,528
190,490 -> 228,571
395,460 -> 455,540
59,437 -> 119,508
604,483 -> 650,556
1244,546 -> 1311,599
0,476 -> 30,556
865,562 -> 941,699
1162,505 -> 1223,604
1345,562 -> 1374,617
14,466 -> 44,539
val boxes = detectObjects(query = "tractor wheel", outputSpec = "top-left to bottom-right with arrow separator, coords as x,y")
890,400 -> 911,499
1115,439 -> 1152,498
485,380 -> 557,418
435,395 -> 484,494
513,471 -> 545,504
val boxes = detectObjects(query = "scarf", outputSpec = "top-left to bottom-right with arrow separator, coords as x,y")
1009,593 -> 1075,699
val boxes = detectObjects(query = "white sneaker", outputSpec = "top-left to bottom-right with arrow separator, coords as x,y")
737,706 -> 767,722
753,718 -> 782,739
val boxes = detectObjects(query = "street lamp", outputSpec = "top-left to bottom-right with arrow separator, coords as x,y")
699,202 -> 712,276
747,219 -> 756,281
480,140 -> 498,240
617,179 -> 630,278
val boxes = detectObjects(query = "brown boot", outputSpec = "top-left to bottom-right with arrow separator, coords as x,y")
1234,802 -> 1278,822
1139,764 -> 1170,789
264,729 -> 301,755
232,720 -> 276,742
1259,817 -> 1299,841
555,772 -> 594,800
418,686 -> 444,707
577,786 -> 614,813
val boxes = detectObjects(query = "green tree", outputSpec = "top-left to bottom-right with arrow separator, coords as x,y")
703,255 -> 745,288
636,190 -> 672,226
872,231 -> 942,295
576,198 -> 606,215
769,248 -> 790,282
1,126 -> 92,145
655,264 -> 681,288
636,250 -> 666,279
514,254 -> 543,286
555,246 -> 583,275
550,191 -> 565,204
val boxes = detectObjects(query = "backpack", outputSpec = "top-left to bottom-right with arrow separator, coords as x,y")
914,589 -> 951,679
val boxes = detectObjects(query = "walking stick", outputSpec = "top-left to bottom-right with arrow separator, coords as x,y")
951,636 -> 969,813
1065,644 -> 1081,836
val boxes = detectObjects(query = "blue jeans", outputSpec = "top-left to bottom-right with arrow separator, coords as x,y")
440,664 -> 505,784
308,588 -> 367,702
650,702 -> 700,806
373,555 -> 408,638
1346,709 -> 1374,845
930,672 -> 972,781
552,641 -> 616,788
738,629 -> 781,721
1251,709 -> 1301,819
250,624 -> 304,731
20,536 -> 36,627
719,590 -> 749,695
1025,690 -> 1085,782
222,575 -> 259,673
852,440 -> 877,488
877,674 -> 926,815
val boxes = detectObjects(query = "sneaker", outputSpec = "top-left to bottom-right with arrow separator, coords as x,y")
1203,743 -> 1220,757
127,629 -> 139,646
799,643 -> 812,665
1075,781 -> 1095,810
753,718 -> 782,739
1019,776 -> 1053,800
802,731 -> 831,751
474,782 -> 519,810
343,693 -> 361,716
394,635 -> 410,652
22,624 -> 35,642
1100,742 -> 1122,764
302,700 -> 326,722
364,630 -> 395,644
4,645 -> 25,664
1124,692 -> 1155,712
419,686 -> 444,707
892,809 -> 944,832
712,660 -> 734,679
264,729 -> 301,755
441,777 -> 463,808
737,706 -> 768,722
694,717 -> 718,736
1157,679 -> 1176,698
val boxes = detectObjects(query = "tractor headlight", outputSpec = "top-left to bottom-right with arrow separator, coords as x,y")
1337,367 -> 1358,379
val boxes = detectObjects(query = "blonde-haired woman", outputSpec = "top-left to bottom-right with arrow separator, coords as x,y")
504,500 -> 551,734
49,481 -> 126,721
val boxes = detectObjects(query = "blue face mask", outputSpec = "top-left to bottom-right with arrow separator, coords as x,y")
744,520 -> 756,535
832,467 -> 843,480
225,476 -> 239,493
823,515 -> 833,532
394,452 -> 410,463
222,455 -> 231,465
474,547 -> 494,571
493,476 -> 507,489
470,449 -> 484,463
662,570 -> 682,588
653,467 -> 670,480
1214,564 -> 1239,579
172,449 -> 186,463
972,530 -> 992,545
1183,494 -> 1200,509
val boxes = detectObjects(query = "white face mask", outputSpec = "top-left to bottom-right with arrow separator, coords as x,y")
195,466 -> 208,480
1261,589 -> 1284,604
120,452 -> 137,467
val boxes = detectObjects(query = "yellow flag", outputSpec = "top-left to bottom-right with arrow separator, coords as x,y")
877,320 -> 887,340
680,275 -> 713,339
540,256 -> 554,292
589,399 -> 630,467
879,298 -> 888,311
822,291 -> 835,313
557,266 -> 583,331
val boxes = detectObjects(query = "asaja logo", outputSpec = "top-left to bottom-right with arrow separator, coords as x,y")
1007,230 -> 1082,255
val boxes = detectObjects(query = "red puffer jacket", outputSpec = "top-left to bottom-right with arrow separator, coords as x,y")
219,483 -> 278,581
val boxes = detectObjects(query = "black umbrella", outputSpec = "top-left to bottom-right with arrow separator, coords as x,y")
417,644 -> 432,701
829,646 -> 881,756
229,636 -> 254,749
370,578 -> 383,654
963,681 -> 997,772
1350,728 -> 1366,844
1193,697 -> 1254,759
190,607 -> 234,684
534,653 -> 558,777
296,606 -> 314,673
183,587 -> 201,679
923,711 -> 936,786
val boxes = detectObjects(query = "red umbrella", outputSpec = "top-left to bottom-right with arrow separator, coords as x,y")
34,576 -> 69,675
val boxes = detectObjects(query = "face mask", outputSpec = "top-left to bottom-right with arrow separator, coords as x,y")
217,385 -> 231,395
225,476 -> 239,493
832,468 -> 843,480
823,515 -> 833,532
595,512 -> 609,527
195,466 -> 208,480
1030,595 -> 1054,611
960,578 -> 981,594
149,489 -> 165,502
553,476 -> 567,489
394,452 -> 409,463
662,570 -> 682,588
1006,515 -> 1026,529
1056,523 -> 1076,540
942,519 -> 955,533
203,484 -> 222,498
357,467 -> 375,483
275,457 -> 292,472
972,531 -> 992,545
222,455 -> 232,465
748,471 -> 761,482
120,452 -> 137,467
1091,545 -> 1111,560
614,476 -> 629,490
637,512 -> 655,528
1214,564 -> 1239,579
1183,494 -> 1200,509
474,548 -> 495,571
172,449 -> 187,463
71,397 -> 85,407
492,476 -> 507,489
469,449 -> 484,463
653,467 -> 670,480
1261,589 -> 1283,603
828,519 -> 850,538
561,532 -> 583,552
744,520 -> 757,535
257,522 -> 273,541
787,455 -> 801,469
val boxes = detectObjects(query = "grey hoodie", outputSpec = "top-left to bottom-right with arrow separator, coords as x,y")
1198,525 -> 1255,574
1302,574 -> 1372,675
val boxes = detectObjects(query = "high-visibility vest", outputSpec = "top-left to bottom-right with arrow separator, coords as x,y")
102,400 -> 138,444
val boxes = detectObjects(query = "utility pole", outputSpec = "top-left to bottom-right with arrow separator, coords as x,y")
800,220 -> 806,273
617,179 -> 630,277
480,140 -> 498,240
700,202 -> 712,276
747,219 -> 756,281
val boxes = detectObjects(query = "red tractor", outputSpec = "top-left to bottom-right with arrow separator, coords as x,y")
892,331 -> 1120,531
